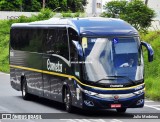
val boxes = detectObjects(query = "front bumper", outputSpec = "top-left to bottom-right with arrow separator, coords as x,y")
82,93 -> 144,110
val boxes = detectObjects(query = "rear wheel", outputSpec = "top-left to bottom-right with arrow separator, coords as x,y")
64,88 -> 73,113
116,108 -> 127,113
22,79 -> 31,100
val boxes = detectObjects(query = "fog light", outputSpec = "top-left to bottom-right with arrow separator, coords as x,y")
84,100 -> 94,107
137,99 -> 144,105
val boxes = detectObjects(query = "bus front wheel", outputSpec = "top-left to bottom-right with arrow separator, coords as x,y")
64,88 -> 73,113
116,108 -> 127,113
22,80 -> 30,100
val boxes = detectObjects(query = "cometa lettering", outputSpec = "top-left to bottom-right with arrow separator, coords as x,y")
47,59 -> 63,72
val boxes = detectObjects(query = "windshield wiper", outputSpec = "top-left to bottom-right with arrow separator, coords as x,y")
95,78 -> 116,83
95,76 -> 135,85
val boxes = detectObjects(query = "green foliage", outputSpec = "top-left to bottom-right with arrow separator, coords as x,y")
74,12 -> 80,17
62,12 -> 73,17
102,0 -> 127,18
141,31 -> 160,100
61,12 -> 83,17
0,0 -> 22,11
67,0 -> 87,12
34,8 -> 55,20
22,0 -> 41,12
101,0 -> 155,32
0,20 -> 10,72
46,0 -> 60,11
7,8 -> 55,25
0,0 -> 87,12
46,0 -> 87,12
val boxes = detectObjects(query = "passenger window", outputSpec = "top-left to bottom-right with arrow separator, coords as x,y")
27,29 -> 43,52
58,28 -> 69,60
46,28 -> 69,60
11,28 -> 44,53
45,29 -> 57,54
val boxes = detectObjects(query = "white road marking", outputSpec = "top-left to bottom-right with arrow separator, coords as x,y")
110,119 -> 123,122
150,105 -> 160,107
144,104 -> 160,111
145,100 -> 154,103
89,119 -> 107,122
0,72 -> 9,75
60,119 -> 81,122
60,119 -> 109,122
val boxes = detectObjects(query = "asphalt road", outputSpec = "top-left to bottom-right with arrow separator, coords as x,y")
0,72 -> 160,122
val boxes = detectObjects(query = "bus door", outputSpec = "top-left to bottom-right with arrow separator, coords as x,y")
68,28 -> 83,108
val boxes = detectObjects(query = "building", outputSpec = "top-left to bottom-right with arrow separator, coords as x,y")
85,0 -> 102,16
142,0 -> 160,30
145,0 -> 160,20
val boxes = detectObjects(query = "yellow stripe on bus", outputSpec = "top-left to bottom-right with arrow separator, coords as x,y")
10,65 -> 145,91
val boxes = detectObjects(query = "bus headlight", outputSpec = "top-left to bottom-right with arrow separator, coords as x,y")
77,85 -> 97,96
134,89 -> 144,95
83,90 -> 97,96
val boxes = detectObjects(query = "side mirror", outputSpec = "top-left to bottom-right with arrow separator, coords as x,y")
141,41 -> 154,62
72,40 -> 83,57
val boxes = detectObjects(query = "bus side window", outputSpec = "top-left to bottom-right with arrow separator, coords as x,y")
11,29 -> 29,50
46,28 -> 69,60
68,28 -> 80,78
58,28 -> 69,60
45,29 -> 57,54
70,44 -> 80,78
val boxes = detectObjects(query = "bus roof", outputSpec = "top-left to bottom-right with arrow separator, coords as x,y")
11,17 -> 138,36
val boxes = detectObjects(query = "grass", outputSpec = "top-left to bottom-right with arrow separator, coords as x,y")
0,20 -> 10,72
141,31 -> 160,101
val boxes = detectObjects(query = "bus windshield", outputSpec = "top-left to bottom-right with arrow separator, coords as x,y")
82,37 -> 143,85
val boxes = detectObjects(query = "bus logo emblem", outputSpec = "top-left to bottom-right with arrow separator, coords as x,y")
113,95 -> 119,100
113,38 -> 118,44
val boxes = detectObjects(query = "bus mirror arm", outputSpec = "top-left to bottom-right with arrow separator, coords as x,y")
141,41 -> 154,62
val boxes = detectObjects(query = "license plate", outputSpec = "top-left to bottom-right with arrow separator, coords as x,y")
111,104 -> 121,108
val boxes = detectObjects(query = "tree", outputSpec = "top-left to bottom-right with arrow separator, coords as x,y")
0,0 -> 41,12
145,0 -> 148,5
0,0 -> 87,12
67,0 -> 87,12
46,0 -> 87,12
101,0 -> 127,18
0,0 -> 22,11
22,0 -> 41,12
45,0 -> 60,11
101,0 -> 155,32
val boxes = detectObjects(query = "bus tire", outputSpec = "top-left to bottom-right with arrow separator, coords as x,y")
116,108 -> 127,113
22,79 -> 30,100
64,88 -> 73,113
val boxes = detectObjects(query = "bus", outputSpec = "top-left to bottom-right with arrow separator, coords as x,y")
10,17 -> 154,113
